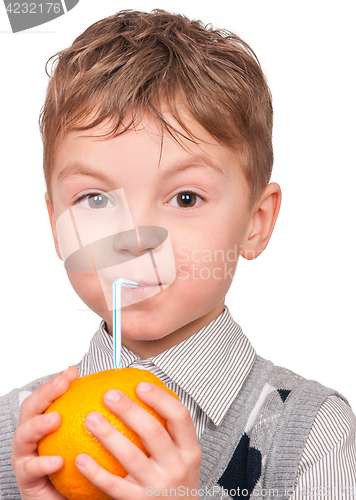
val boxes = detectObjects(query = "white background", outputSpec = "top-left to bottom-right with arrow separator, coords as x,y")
0,1 -> 355,409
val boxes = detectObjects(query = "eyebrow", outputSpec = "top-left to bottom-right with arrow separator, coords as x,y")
57,162 -> 114,185
160,155 -> 225,180
57,155 -> 225,185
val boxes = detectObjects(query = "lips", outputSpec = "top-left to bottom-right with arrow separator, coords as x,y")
121,281 -> 163,300
127,280 -> 162,287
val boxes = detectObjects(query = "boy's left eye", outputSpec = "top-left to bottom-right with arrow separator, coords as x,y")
74,193 -> 114,210
167,191 -> 204,209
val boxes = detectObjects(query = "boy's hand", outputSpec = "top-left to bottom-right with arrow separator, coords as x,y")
11,366 -> 79,500
75,382 -> 202,499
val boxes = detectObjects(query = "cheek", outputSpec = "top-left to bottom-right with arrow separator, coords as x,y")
66,271 -> 109,314
173,230 -> 240,306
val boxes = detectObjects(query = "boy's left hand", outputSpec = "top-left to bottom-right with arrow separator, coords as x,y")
75,382 -> 202,499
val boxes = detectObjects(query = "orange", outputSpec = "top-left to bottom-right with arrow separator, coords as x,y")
38,368 -> 179,500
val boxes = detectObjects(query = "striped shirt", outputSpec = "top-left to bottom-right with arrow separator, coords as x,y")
78,305 -> 356,498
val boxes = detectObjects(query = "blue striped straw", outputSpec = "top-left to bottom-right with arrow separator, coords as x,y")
113,279 -> 139,369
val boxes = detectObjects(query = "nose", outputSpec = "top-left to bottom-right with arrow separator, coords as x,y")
113,226 -> 168,258
63,226 -> 169,272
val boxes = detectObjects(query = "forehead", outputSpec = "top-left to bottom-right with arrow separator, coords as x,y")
52,109 -> 244,192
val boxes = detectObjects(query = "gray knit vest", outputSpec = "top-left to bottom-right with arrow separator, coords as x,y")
0,356 -> 349,499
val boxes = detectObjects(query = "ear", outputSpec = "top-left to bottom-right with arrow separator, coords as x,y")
240,182 -> 282,260
44,192 -> 63,261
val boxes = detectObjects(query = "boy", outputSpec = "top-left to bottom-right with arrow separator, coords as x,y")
1,8 -> 355,500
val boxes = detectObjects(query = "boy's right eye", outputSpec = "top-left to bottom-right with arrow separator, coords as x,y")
74,193 -> 114,210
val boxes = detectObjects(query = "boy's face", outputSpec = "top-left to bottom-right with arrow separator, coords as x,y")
46,108 -> 271,355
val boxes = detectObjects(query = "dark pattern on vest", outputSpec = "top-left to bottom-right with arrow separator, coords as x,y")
217,388 -> 292,499
218,432 -> 262,499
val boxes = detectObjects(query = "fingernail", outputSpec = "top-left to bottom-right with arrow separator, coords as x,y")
43,413 -> 52,423
104,389 -> 121,403
51,375 -> 61,387
86,411 -> 103,427
63,366 -> 71,376
137,382 -> 151,392
76,454 -> 88,468
49,455 -> 60,464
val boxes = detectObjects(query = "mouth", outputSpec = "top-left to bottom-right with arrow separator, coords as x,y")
121,280 -> 163,295
136,280 -> 160,287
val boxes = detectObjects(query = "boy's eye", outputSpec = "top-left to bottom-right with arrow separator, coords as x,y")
75,193 -> 113,210
167,191 -> 204,209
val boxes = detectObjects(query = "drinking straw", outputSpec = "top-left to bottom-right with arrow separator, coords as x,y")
113,279 -> 138,368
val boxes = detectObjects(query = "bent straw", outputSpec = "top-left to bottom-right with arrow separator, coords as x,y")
113,279 -> 139,369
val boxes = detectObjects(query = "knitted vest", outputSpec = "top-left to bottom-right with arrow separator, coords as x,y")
0,356 -> 349,499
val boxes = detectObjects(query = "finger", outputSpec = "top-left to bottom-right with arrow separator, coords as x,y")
84,411 -> 154,483
75,454 -> 142,500
15,455 -> 63,487
12,411 -> 61,457
18,366 -> 78,425
103,389 -> 180,462
136,383 -> 198,451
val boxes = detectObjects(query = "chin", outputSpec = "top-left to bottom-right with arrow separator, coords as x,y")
127,332 -> 167,342
122,311 -> 174,340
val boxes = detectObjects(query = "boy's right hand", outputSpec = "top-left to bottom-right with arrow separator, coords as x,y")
11,366 -> 78,500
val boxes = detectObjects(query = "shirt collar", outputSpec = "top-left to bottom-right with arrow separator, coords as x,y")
93,305 -> 256,426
